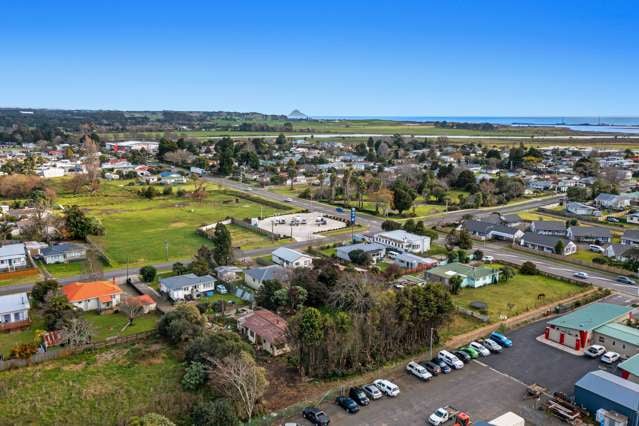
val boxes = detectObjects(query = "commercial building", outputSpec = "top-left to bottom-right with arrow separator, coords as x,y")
372,230 -> 430,254
545,303 -> 632,351
574,370 -> 639,426
271,247 -> 313,269
593,322 -> 639,358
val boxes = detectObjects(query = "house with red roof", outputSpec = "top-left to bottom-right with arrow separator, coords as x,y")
237,309 -> 290,356
62,280 -> 123,312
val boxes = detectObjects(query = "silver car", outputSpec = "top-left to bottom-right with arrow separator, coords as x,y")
362,383 -> 382,400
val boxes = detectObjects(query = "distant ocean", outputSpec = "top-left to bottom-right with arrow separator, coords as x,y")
313,116 -> 639,134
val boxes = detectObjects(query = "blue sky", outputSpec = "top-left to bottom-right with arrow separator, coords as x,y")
1,0 -> 638,116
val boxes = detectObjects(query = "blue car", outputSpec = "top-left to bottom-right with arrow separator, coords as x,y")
490,331 -> 512,348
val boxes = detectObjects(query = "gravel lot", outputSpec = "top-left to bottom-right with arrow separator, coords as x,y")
257,212 -> 346,242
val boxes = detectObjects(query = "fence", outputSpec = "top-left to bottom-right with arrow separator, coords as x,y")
0,319 -> 31,332
85,235 -> 114,267
0,330 -> 155,372
456,306 -> 490,323
0,267 -> 39,280
218,188 -> 296,211
230,217 -> 284,241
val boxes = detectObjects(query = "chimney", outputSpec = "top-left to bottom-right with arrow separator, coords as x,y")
112,277 -> 116,285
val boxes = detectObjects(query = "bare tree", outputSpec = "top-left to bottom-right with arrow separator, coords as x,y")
61,317 -> 93,346
191,179 -> 207,202
208,351 -> 268,421
81,135 -> 101,193
164,149 -> 194,165
120,295 -> 144,326
83,249 -> 104,280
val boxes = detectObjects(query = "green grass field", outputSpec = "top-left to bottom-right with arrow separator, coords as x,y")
0,341 -> 192,425
82,311 -> 159,341
227,224 -> 290,250
452,267 -> 587,322
37,260 -> 89,279
50,179 -> 291,267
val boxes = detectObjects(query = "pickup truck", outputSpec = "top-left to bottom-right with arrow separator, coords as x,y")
428,406 -> 459,425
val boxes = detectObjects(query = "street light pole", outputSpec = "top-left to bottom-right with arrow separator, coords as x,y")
429,327 -> 434,360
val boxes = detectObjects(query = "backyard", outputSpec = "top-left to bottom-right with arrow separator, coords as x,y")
50,179 -> 293,268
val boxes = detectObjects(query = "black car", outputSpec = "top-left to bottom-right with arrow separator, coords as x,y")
349,387 -> 370,406
302,407 -> 330,425
336,396 -> 360,414
454,350 -> 471,363
431,357 -> 452,374
420,361 -> 441,376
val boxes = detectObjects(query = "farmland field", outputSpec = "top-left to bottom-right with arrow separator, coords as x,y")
50,179 -> 294,267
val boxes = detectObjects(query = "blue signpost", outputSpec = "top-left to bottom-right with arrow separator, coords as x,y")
351,208 -> 356,242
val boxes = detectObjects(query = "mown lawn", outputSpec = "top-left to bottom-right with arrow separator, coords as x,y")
81,311 -> 159,341
0,313 -> 46,358
0,270 -> 42,287
0,341 -> 192,425
37,260 -> 88,279
452,268 -> 587,322
50,178 -> 291,267
227,224 -> 290,250
199,293 -> 245,305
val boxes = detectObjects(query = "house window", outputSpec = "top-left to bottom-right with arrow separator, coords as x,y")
3,314 -> 10,323
14,312 -> 21,321
598,336 -> 604,343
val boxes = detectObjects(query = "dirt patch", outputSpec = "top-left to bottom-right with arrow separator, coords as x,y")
95,348 -> 129,366
82,381 -> 117,398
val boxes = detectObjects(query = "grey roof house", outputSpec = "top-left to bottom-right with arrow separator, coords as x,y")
530,221 -> 567,236
566,226 -> 612,244
520,232 -> 577,256
40,243 -> 87,264
0,243 -> 28,272
336,242 -> 386,263
621,230 -> 639,246
244,265 -> 288,290
159,273 -> 216,301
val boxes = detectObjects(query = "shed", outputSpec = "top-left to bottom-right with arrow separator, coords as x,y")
574,370 -> 639,425
593,322 -> 639,358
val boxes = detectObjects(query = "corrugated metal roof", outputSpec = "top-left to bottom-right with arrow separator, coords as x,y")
547,303 -> 632,331
619,353 -> 639,376
575,370 -> 639,411
272,247 -> 308,263
595,322 -> 639,346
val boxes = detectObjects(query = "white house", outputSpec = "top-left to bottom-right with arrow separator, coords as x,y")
394,252 -> 435,269
271,247 -> 313,268
621,230 -> 639,246
62,280 -> 123,312
0,243 -> 28,272
373,230 -> 431,254
627,212 -> 639,224
594,193 -> 631,211
0,292 -> 30,329
159,273 -> 216,301
336,243 -> 386,264
40,243 -> 87,264
105,140 -> 159,153
566,202 -> 600,217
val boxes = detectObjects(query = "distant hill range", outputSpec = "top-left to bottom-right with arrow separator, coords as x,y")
287,109 -> 308,120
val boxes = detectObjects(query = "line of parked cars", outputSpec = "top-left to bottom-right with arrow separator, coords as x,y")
584,344 -> 622,364
301,332 -> 512,424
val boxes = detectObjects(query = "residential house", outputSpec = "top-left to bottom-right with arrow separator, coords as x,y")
105,140 -> 159,152
159,273 -> 216,301
0,243 -> 28,272
214,266 -> 243,282
622,230 -> 639,246
425,262 -> 500,288
566,202 -> 600,216
567,226 -> 612,244
62,280 -> 123,312
627,212 -> 639,224
394,252 -> 436,270
461,220 -> 524,242
606,244 -> 639,262
128,294 -> 157,314
271,247 -> 313,268
237,309 -> 290,356
372,230 -> 430,254
520,232 -> 577,255
530,221 -> 567,236
595,193 -> 631,211
0,291 -> 30,331
40,243 -> 87,264
528,180 -> 554,191
244,265 -> 288,290
159,171 -> 188,185
336,242 -> 386,264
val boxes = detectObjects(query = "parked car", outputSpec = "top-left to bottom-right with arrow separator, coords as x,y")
601,351 -> 621,364
459,346 -> 479,359
573,271 -> 589,280
302,407 -> 330,425
335,396 -> 360,414
362,383 -> 382,400
336,207 -> 345,213
373,379 -> 400,397
589,244 -> 605,253
453,350 -> 471,363
489,331 -> 512,348
431,357 -> 452,374
607,216 -> 620,223
348,387 -> 369,406
617,276 -> 637,285
585,345 -> 606,358
216,284 -> 228,294
285,197 -> 293,202
482,255 -> 495,263
429,407 -> 452,426
438,350 -> 464,369
469,341 -> 491,356
421,361 -> 441,376
479,338 -> 503,353
406,361 -> 433,380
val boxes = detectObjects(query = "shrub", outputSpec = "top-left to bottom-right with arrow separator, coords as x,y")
139,265 -> 157,282
381,220 -> 402,231
191,399 -> 239,426
520,261 -> 538,275
10,343 -> 38,359
181,361 -> 208,391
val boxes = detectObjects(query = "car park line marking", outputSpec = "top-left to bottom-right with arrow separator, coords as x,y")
472,360 -> 529,387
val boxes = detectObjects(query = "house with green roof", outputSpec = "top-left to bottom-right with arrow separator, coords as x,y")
545,303 -> 632,352
593,322 -> 639,358
619,354 -> 639,383
425,262 -> 500,288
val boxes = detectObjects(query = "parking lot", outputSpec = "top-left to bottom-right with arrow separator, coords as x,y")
289,360 -> 563,426
256,212 -> 346,242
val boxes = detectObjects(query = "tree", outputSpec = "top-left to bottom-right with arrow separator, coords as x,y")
191,399 -> 239,426
43,290 -> 77,331
554,239 -> 565,255
120,295 -> 144,325
499,266 -> 515,282
381,220 -> 402,231
31,279 -> 59,305
212,223 -> 233,265
208,351 -> 268,421
61,317 -> 93,346
139,265 -> 157,282
81,135 -> 101,192
454,170 -> 476,190
286,159 -> 297,189
256,280 -> 282,311
129,413 -> 176,426
348,249 -> 372,266
275,133 -> 287,145
182,361 -> 208,391
64,205 -> 104,240
157,304 -> 206,345
172,262 -> 188,275
520,261 -> 538,275
473,249 -> 484,260
191,179 -> 208,202
458,229 -> 473,250
448,275 -> 463,295
392,182 -> 416,215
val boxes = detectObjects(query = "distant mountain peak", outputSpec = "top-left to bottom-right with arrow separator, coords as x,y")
288,109 -> 308,120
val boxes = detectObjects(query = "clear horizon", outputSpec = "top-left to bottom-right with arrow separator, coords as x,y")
2,1 -> 638,116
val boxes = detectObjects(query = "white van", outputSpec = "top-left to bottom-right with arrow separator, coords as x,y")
373,379 -> 400,397
438,350 -> 464,370
406,361 -> 432,381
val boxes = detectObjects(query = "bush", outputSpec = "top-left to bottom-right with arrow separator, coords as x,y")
592,256 -> 609,265
191,399 -> 239,426
381,220 -> 402,231
139,265 -> 157,282
181,361 -> 208,391
162,186 -> 173,196
520,261 -> 538,275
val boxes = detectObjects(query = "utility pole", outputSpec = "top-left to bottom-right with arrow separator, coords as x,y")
164,240 -> 169,261
429,327 -> 434,360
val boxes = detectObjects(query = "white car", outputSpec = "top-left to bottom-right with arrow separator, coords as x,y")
584,345 -> 606,358
482,255 -> 495,263
429,408 -> 451,426
589,244 -> 604,253
406,361 -> 432,381
373,379 -> 400,397
438,350 -> 464,369
469,341 -> 491,357
573,271 -> 589,280
284,197 -> 293,202
601,351 -> 621,364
